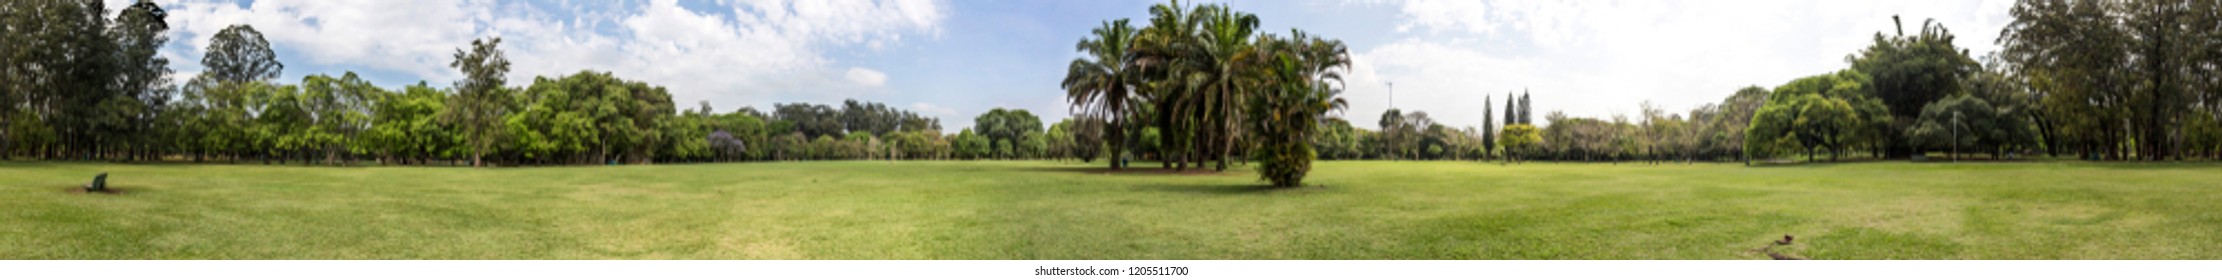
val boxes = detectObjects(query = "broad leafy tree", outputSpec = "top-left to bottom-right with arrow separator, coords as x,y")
367,82 -> 452,165
204,25 -> 284,83
1907,94 -> 2040,159
1748,71 -> 1879,162
973,108 -> 1042,157
1499,124 -> 1541,162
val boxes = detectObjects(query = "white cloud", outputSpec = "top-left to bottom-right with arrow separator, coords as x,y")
1342,0 -> 2013,129
910,102 -> 957,115
845,67 -> 888,87
158,0 -> 495,80
155,0 -> 945,112
1344,39 -> 1546,128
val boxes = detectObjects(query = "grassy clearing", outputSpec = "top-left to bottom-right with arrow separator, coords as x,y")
2,160 -> 2219,259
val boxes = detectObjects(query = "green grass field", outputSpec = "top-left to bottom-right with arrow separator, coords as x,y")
3,160 -> 2219,259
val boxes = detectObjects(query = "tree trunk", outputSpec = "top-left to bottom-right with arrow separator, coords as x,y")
1110,119 -> 1125,170
1,125 -> 10,160
1173,151 -> 1186,170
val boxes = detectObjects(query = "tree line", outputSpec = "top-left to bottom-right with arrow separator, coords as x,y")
1,0 -> 1114,167
1742,0 -> 2222,163
11,0 -> 2220,174
1997,0 -> 2222,160
1296,87 -> 1763,164
1303,0 -> 2222,164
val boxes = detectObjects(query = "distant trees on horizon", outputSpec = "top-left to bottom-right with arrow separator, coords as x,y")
1308,0 -> 2222,164
8,0 -> 2222,170
0,0 -> 1077,166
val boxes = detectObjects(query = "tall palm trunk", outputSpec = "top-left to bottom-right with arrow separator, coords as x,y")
1108,84 -> 1128,170
1109,117 -> 1126,170
1216,102 -> 1233,171
1160,97 -> 1180,170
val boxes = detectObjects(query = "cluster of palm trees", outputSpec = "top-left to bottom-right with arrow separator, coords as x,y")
1062,1 -> 1351,187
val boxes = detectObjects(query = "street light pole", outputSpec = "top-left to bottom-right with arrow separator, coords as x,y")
1952,112 -> 1962,162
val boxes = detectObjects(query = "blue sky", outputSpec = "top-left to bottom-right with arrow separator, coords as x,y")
130,0 -> 2014,131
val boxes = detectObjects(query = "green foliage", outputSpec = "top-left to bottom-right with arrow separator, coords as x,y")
1907,94 -> 2040,158
503,70 -> 675,164
294,73 -> 378,165
1021,130 -> 1048,159
994,139 -> 1014,159
973,108 -> 1042,157
4,8 -> 939,165
1999,0 -> 2222,160
17,0 -> 2220,165
1045,118 -> 1093,162
1377,108 -> 1407,159
1126,1 -> 1269,171
773,103 -> 842,139
1481,95 -> 1497,157
2186,109 -> 2222,158
1312,119 -> 1362,160
810,135 -> 839,160
841,99 -> 930,137
771,132 -> 806,160
954,129 -> 989,160
1243,30 -> 1350,187
203,24 -> 283,83
1063,18 -> 1140,169
1747,71 -> 1886,161
366,82 -> 452,164
842,132 -> 875,159
1710,87 -> 1770,158
888,130 -> 932,160
1499,124 -> 1542,161
1850,16 -> 1978,127
1137,126 -> 1162,158
447,37 -> 511,167
2,0 -> 127,160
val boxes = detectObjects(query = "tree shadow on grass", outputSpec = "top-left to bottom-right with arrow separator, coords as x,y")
1744,158 -> 1896,168
2079,161 -> 2222,170
1131,183 -> 1317,195
1745,158 -> 2222,170
62,185 -> 135,195
1016,165 -> 1237,176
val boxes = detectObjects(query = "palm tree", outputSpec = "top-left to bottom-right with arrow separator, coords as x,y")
1130,0 -> 1200,170
1247,30 -> 1350,187
1063,19 -> 1139,170
1129,1 -> 1262,171
1068,0 -> 1350,186
1193,4 -> 1262,171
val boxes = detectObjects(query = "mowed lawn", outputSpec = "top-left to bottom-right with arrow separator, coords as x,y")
3,160 -> 2220,259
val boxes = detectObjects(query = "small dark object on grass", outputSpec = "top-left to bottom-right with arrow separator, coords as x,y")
84,172 -> 108,192
1751,234 -> 1806,260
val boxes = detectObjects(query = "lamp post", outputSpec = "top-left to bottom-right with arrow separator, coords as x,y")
1952,111 -> 1962,162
